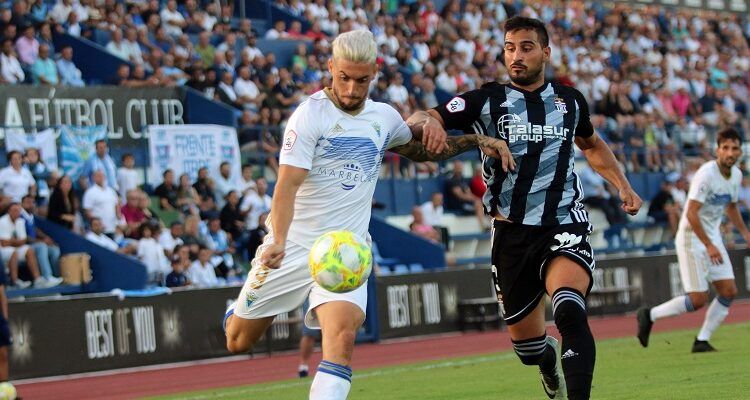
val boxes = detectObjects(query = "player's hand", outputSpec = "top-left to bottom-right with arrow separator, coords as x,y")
479,137 -> 516,172
422,118 -> 448,154
706,243 -> 723,265
619,186 -> 642,215
261,242 -> 286,269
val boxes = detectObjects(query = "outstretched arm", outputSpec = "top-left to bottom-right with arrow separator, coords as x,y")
389,134 -> 506,162
576,132 -> 642,215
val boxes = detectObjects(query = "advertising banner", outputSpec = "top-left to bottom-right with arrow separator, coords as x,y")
7,287 -> 301,379
147,124 -> 241,185
3,128 -> 58,170
620,0 -> 748,12
0,86 -> 185,145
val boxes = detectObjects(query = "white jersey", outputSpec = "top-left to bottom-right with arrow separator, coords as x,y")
278,90 -> 412,248
677,161 -> 741,238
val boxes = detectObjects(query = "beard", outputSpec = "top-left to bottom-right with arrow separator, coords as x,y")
508,64 -> 544,87
333,89 -> 365,111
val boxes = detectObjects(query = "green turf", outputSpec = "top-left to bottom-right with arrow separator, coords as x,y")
148,322 -> 750,400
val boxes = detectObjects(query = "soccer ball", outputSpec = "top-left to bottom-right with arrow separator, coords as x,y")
309,230 -> 372,293
0,382 -> 16,400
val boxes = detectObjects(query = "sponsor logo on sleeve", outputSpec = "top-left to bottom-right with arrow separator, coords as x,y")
446,97 -> 466,113
283,130 -> 297,151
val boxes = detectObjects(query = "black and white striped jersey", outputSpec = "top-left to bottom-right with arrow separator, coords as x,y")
434,81 -> 595,226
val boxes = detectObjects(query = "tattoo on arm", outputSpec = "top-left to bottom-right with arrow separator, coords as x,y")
390,135 -> 480,161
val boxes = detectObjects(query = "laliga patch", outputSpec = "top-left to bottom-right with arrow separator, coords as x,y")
446,97 -> 465,113
283,130 -> 297,151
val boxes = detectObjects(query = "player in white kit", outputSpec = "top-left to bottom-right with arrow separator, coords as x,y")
637,128 -> 750,353
222,30 -> 513,400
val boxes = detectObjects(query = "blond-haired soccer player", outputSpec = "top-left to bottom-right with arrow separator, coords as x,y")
223,30 -> 511,399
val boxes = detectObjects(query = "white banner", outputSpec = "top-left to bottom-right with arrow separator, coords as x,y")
147,124 -> 241,187
3,128 -> 58,170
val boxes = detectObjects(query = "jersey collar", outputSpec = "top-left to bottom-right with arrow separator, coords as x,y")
323,87 -> 365,116
507,80 -> 550,95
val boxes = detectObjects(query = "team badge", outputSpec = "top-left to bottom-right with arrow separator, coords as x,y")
446,97 -> 465,113
554,97 -> 567,113
371,121 -> 382,137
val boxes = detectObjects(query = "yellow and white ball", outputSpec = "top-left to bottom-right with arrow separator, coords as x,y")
309,230 -> 372,293
0,382 -> 16,400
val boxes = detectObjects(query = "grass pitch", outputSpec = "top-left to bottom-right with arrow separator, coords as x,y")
149,322 -> 750,400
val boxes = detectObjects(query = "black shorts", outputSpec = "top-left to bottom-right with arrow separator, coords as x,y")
491,221 -> 595,325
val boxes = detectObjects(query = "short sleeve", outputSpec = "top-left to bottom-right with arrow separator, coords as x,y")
432,89 -> 489,131
82,190 -> 94,210
279,101 -> 320,170
381,104 -> 412,149
573,90 -> 594,138
687,168 -> 710,203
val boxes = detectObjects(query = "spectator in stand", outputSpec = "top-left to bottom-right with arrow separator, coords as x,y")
47,175 -> 77,230
237,164 -> 256,196
0,151 -> 36,205
160,0 -> 186,36
234,66 -> 265,112
220,190 -> 245,247
165,253 -> 190,288
205,217 -> 235,279
420,192 -> 444,227
648,175 -> 682,236
82,170 -> 121,237
63,9 -> 82,37
85,217 -> 136,254
272,68 -> 302,110
181,214 -> 208,257
15,24 -> 38,66
216,70 -> 241,109
31,43 -> 58,85
195,31 -> 215,67
246,211 -> 268,260
409,206 -> 440,243
0,203 -> 55,289
198,195 -> 219,220
36,22 -> 55,55
176,173 -> 200,216
23,148 -> 50,204
187,245 -> 218,288
137,223 -> 170,284
386,72 -> 409,112
240,177 -> 271,231
0,39 -> 24,84
154,169 -> 179,211
109,64 -> 131,86
121,190 -> 147,238
82,139 -> 118,191
29,0 -> 49,22
116,153 -> 138,203
105,29 -> 129,60
213,162 -> 235,209
56,45 -> 85,87
20,195 -> 63,285
158,221 -> 184,259
192,167 -> 215,202
123,28 -> 144,65
264,20 -> 288,40
49,0 -> 74,24
444,161 -> 487,229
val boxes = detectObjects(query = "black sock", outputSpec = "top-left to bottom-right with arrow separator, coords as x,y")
539,342 -> 557,374
511,334 -> 557,373
552,287 -> 595,400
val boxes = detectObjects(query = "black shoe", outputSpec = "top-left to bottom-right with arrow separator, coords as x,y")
298,366 -> 309,378
692,339 -> 717,353
636,307 -> 653,347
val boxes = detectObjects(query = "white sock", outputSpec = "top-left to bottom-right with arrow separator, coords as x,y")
309,360 -> 352,400
650,295 -> 694,321
697,297 -> 731,341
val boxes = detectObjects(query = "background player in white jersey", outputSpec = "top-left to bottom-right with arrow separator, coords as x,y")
223,30 -> 511,400
637,128 -> 750,353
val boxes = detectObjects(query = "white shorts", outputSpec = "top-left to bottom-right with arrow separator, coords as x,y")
675,230 -> 735,293
0,245 -> 29,264
234,239 -> 368,329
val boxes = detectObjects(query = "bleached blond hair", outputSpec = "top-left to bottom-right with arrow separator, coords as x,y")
331,30 -> 377,64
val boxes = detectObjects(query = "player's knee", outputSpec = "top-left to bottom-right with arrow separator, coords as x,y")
688,293 -> 708,310
226,334 -> 251,354
552,288 -> 589,334
719,287 -> 737,300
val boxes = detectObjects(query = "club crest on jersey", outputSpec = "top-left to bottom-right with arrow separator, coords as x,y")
554,97 -> 567,113
283,130 -> 297,151
371,121 -> 382,137
446,97 -> 465,113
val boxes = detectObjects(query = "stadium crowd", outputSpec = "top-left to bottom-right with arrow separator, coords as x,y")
1,0 -> 750,284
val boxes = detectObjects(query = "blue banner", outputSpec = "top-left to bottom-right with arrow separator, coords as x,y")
60,125 -> 107,181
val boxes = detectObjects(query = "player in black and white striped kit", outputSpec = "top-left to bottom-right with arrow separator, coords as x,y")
408,16 -> 642,400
